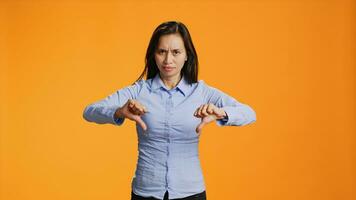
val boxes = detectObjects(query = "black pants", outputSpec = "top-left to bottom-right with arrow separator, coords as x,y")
131,190 -> 207,200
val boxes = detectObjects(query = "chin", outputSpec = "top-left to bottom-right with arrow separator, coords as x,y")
160,71 -> 178,77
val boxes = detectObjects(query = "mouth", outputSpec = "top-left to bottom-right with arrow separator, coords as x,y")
162,66 -> 175,72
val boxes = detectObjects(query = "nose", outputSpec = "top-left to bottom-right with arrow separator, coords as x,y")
163,52 -> 173,64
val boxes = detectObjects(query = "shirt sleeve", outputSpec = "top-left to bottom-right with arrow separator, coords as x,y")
82,80 -> 143,126
202,82 -> 257,126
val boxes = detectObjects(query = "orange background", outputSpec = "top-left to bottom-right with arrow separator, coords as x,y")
1,0 -> 355,199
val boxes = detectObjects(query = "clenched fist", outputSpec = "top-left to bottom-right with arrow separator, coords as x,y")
194,103 -> 227,135
114,99 -> 148,132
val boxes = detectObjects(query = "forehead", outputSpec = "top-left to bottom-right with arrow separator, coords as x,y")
157,33 -> 185,49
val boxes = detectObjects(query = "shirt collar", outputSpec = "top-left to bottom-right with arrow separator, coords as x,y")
151,73 -> 190,96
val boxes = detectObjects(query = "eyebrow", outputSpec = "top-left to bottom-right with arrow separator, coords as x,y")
157,48 -> 183,51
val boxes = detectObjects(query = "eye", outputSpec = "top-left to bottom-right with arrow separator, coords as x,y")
173,51 -> 181,55
157,50 -> 165,54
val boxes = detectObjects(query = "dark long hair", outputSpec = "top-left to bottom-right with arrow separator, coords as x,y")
135,21 -> 199,84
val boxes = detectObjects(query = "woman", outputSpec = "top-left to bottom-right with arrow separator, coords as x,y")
83,21 -> 256,200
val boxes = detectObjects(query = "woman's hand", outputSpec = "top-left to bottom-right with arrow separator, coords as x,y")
193,103 -> 227,135
114,99 -> 148,131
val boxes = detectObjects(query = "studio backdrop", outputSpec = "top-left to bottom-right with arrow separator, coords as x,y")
1,0 -> 355,200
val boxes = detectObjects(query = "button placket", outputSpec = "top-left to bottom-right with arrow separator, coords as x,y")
166,93 -> 173,142
165,92 -> 173,189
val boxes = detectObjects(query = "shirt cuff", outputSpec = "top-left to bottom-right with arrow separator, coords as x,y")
216,111 -> 229,126
215,106 -> 246,126
108,107 -> 125,126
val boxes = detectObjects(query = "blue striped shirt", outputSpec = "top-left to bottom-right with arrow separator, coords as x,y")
83,74 -> 256,199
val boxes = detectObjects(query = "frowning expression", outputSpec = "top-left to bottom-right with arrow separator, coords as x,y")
155,33 -> 188,79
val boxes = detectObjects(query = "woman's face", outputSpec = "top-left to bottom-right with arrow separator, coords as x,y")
154,33 -> 188,80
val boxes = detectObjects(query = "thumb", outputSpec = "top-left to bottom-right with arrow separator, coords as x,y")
196,115 -> 217,134
133,116 -> 147,131
196,120 -> 207,135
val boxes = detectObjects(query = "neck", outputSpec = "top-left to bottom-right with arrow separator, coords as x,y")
159,73 -> 182,90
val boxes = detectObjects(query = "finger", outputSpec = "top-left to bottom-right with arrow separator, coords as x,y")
129,106 -> 140,115
128,99 -> 135,108
195,106 -> 200,117
134,105 -> 145,115
195,105 -> 203,116
134,116 -> 147,131
213,108 -> 225,119
197,105 -> 204,117
142,106 -> 148,113
134,102 -> 148,115
194,108 -> 200,117
201,104 -> 209,117
139,106 -> 148,115
194,107 -> 200,117
128,106 -> 137,115
130,102 -> 144,115
207,104 -> 214,114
